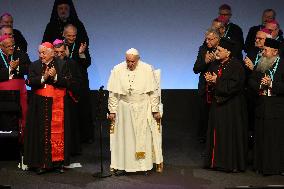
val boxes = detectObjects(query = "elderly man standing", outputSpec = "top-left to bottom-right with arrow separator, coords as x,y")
53,39 -> 82,157
62,24 -> 93,143
244,28 -> 272,72
248,38 -> 284,176
107,48 -> 162,175
0,35 -> 30,142
244,9 -> 276,53
193,28 -> 220,143
24,42 -> 68,174
217,4 -> 244,60
204,38 -> 248,172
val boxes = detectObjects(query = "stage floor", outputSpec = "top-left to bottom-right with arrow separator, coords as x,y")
0,119 -> 284,189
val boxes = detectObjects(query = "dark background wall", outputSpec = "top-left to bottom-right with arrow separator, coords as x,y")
0,0 -> 283,89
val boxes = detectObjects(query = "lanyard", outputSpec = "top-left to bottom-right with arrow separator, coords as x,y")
275,36 -> 279,41
224,24 -> 230,38
0,49 -> 13,68
69,42 -> 75,59
268,56 -> 280,81
254,51 -> 262,66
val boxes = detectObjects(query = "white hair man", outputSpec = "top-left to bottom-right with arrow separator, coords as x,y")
107,48 -> 162,175
248,38 -> 284,176
0,34 -> 30,143
24,42 -> 70,175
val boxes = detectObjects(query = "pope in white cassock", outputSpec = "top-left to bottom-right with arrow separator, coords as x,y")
107,48 -> 163,175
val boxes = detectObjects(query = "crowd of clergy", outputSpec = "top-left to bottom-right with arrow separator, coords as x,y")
194,4 -> 284,176
0,0 -> 283,177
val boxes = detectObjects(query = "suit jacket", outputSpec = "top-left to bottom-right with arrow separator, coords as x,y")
224,22 -> 244,60
193,44 -> 219,96
27,58 -> 67,90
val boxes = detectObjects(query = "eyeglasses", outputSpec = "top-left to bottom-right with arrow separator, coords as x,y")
3,44 -> 15,49
255,37 -> 265,41
268,28 -> 278,32
206,37 -> 217,42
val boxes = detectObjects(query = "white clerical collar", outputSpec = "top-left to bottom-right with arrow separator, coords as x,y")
44,59 -> 53,66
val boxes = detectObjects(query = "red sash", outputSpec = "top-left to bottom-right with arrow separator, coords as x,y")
35,84 -> 66,162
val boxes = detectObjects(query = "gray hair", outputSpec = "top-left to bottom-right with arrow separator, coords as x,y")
205,28 -> 221,39
63,24 -> 77,33
263,9 -> 276,19
0,25 -> 13,35
38,45 -> 54,54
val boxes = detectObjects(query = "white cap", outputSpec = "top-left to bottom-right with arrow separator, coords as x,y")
126,48 -> 139,56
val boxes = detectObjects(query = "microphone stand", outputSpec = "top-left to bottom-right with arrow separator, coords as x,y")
93,86 -> 112,178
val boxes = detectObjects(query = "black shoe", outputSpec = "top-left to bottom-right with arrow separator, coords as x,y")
144,171 -> 150,176
36,168 -> 47,175
57,167 -> 64,174
232,169 -> 240,173
281,172 -> 284,176
114,170 -> 126,176
55,164 -> 65,174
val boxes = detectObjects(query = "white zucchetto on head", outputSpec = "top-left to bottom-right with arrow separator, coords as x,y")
126,48 -> 139,56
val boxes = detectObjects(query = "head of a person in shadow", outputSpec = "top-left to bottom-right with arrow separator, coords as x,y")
50,0 -> 79,23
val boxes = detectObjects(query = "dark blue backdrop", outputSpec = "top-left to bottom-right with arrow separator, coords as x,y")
1,0 -> 283,89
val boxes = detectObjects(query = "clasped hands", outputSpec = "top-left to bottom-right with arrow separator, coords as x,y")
43,66 -> 57,81
261,74 -> 271,86
9,58 -> 20,70
205,51 -> 216,64
79,42 -> 87,54
204,72 -> 217,84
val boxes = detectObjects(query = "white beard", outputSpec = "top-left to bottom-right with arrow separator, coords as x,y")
255,56 -> 276,73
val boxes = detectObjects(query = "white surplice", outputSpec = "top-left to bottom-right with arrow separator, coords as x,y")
107,60 -> 160,172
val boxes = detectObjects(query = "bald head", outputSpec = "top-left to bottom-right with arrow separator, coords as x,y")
255,30 -> 272,49
63,24 -> 77,44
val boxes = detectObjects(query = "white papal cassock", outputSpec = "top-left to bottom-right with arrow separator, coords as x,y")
107,60 -> 161,172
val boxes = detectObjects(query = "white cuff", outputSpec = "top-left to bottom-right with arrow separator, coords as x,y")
41,76 -> 45,84
9,67 -> 13,79
79,53 -> 86,59
53,74 -> 58,82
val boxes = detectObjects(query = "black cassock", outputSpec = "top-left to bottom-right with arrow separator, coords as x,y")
66,41 -> 93,143
205,57 -> 248,172
42,0 -> 89,45
248,57 -> 284,175
244,47 -> 262,132
193,44 -> 219,141
224,23 -> 244,60
62,57 -> 83,156
13,29 -> 28,53
24,58 -> 73,168
0,49 -> 30,81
